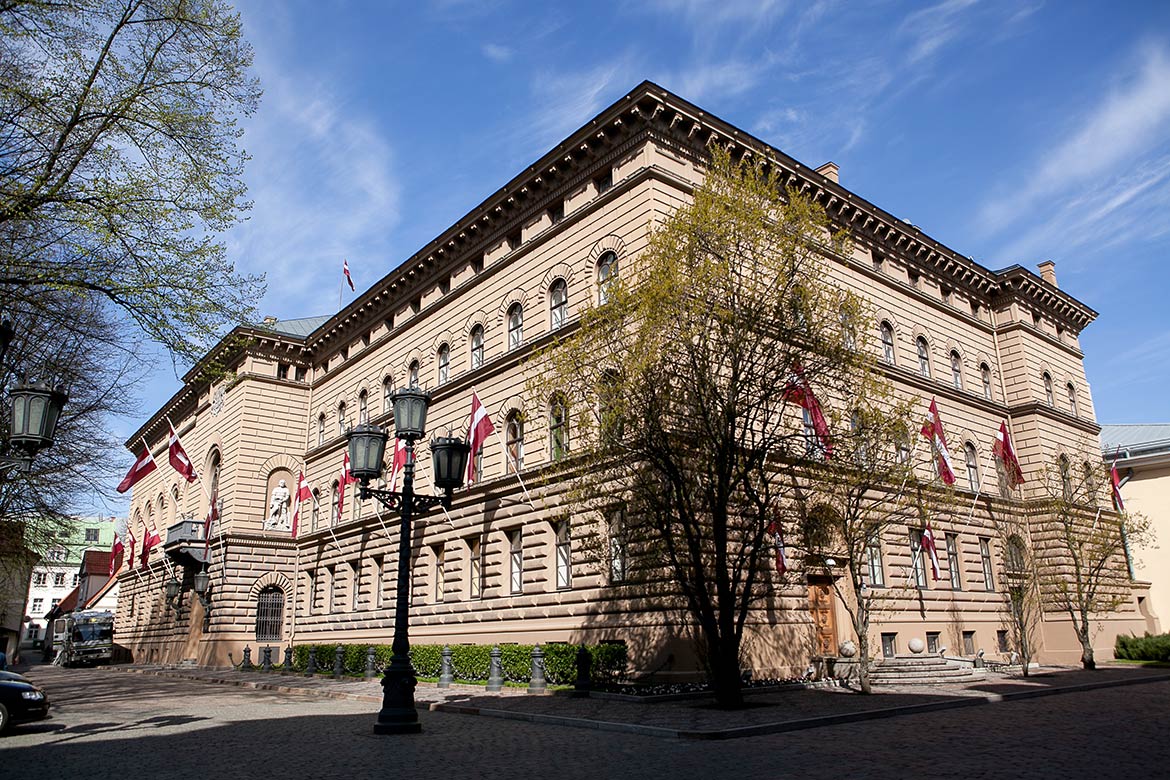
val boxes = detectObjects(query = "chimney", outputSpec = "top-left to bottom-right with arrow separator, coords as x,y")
1037,261 -> 1057,288
815,161 -> 839,183
262,315 -> 278,326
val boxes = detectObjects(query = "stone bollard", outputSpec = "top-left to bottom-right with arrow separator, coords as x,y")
486,645 -> 504,692
241,645 -> 253,669
283,646 -> 293,669
305,646 -> 317,676
333,645 -> 345,678
365,646 -> 377,679
438,645 -> 454,688
528,644 -> 547,694
572,644 -> 591,697
260,645 -> 273,671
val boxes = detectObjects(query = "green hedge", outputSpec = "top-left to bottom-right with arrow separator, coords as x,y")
287,641 -> 627,683
1115,632 -> 1170,662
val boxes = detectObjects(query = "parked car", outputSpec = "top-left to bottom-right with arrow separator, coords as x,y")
0,670 -> 30,682
0,678 -> 50,734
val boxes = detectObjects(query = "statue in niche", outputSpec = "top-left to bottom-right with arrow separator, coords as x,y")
265,479 -> 291,530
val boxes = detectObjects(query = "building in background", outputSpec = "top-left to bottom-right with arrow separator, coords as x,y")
21,516 -> 117,651
1101,424 -> 1169,633
113,82 -> 1146,673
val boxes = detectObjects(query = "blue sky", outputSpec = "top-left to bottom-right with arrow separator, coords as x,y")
100,0 -> 1170,509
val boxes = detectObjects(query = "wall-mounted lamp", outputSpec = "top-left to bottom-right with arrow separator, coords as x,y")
164,575 -> 183,614
193,567 -> 212,629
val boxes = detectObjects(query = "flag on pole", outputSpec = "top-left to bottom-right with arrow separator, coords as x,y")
467,391 -> 495,484
108,524 -> 124,576
992,421 -> 1025,488
387,437 -> 409,491
920,398 -> 956,485
140,517 -> 161,567
766,518 -> 789,575
1110,449 -> 1126,511
203,488 -> 219,556
783,362 -> 832,458
291,471 -> 312,539
343,259 -> 355,291
167,421 -> 198,483
337,451 -> 358,523
126,528 -> 137,570
921,519 -> 941,581
116,442 -> 157,493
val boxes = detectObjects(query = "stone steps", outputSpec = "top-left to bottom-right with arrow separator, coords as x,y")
870,654 -> 986,686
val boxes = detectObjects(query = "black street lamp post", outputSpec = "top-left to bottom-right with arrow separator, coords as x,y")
347,387 -> 469,735
0,320 -> 67,472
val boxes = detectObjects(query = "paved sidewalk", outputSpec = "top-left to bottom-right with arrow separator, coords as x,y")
96,662 -> 1170,740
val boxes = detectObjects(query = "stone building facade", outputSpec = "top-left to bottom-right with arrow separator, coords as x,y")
113,82 -> 1149,673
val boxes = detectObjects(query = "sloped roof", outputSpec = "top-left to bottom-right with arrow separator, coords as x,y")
46,585 -> 79,620
81,549 -> 114,576
1100,424 -> 1170,457
257,315 -> 331,339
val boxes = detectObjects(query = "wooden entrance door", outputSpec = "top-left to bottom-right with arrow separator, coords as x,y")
807,577 -> 838,656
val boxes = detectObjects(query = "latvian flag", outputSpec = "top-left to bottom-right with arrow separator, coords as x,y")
920,398 -> 956,485
116,441 -> 157,494
921,518 -> 941,580
291,471 -> 313,539
992,421 -> 1025,489
783,361 -> 832,458
767,518 -> 789,575
467,391 -> 495,484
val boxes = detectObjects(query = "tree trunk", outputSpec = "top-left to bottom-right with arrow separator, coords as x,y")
708,632 -> 744,709
857,628 -> 872,694
1077,611 -> 1095,670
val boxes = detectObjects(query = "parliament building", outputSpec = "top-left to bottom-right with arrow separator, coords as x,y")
113,82 -> 1156,675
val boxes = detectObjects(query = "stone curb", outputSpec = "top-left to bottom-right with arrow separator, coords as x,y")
432,672 -> 1170,741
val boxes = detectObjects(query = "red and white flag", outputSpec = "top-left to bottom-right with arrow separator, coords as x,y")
993,421 -> 1025,488
168,421 -> 198,483
921,519 -> 941,581
467,391 -> 495,484
125,528 -> 137,570
387,437 -> 409,491
784,362 -> 832,458
336,451 -> 358,522
291,471 -> 313,539
116,442 -> 157,494
343,259 -> 355,291
920,398 -> 956,485
203,488 -> 219,555
1110,449 -> 1126,511
108,525 -> 124,576
767,518 -> 789,575
140,517 -> 161,567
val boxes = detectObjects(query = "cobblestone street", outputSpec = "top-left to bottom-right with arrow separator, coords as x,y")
3,664 -> 1169,779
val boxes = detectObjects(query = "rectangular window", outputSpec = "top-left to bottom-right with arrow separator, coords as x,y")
295,366 -> 307,382
469,537 -> 483,599
509,530 -> 523,594
881,632 -> 897,658
866,535 -> 885,587
962,630 -> 976,655
434,546 -> 445,603
326,567 -> 336,613
909,529 -> 927,588
594,170 -> 612,194
373,557 -> 384,610
979,537 -> 995,591
609,509 -> 627,583
85,528 -> 100,542
32,598 -> 43,614
351,563 -> 361,612
926,631 -> 941,654
33,572 -> 47,587
946,534 -> 962,590
307,571 -> 316,615
997,630 -> 1010,653
72,573 -> 79,586
277,362 -> 290,379
555,521 -> 572,590
51,598 -> 60,609
53,572 -> 65,587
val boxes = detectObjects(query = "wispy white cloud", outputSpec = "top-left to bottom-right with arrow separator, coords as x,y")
519,60 -> 640,153
640,0 -> 789,27
482,43 -> 514,62
899,0 -> 978,65
664,59 -> 769,102
979,41 -> 1170,253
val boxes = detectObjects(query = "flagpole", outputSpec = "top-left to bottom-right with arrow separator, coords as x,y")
471,386 -> 535,506
965,449 -> 996,522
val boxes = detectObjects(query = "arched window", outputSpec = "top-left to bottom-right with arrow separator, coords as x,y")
880,322 -> 896,365
964,442 -> 979,491
549,394 -> 569,461
916,336 -> 931,378
950,351 -> 963,390
358,390 -> 368,424
507,304 -> 523,350
255,586 -> 285,642
549,279 -> 568,329
317,413 -> 326,446
1067,383 -> 1077,416
338,402 -> 348,436
1043,372 -> 1054,406
408,360 -> 420,388
437,343 -> 450,385
1059,455 -> 1072,499
382,376 -> 393,413
506,411 -> 524,473
597,251 -> 617,304
840,309 -> 857,350
469,325 -> 484,370
1004,536 -> 1027,576
331,480 -> 341,525
311,489 -> 321,530
980,363 -> 993,400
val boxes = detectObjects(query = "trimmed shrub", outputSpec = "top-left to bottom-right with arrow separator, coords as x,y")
1115,632 -> 1170,662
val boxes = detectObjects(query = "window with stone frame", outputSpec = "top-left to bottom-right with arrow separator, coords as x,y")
358,390 -> 368,424
1066,382 -> 1078,416
434,546 -> 445,603
255,587 -> 285,642
549,394 -> 569,462
866,533 -> 885,587
509,529 -> 523,594
916,336 -> 931,378
506,411 -> 524,472
549,278 -> 568,329
597,251 -> 618,304
979,537 -> 995,591
880,322 -> 896,364
408,360 -> 420,388
350,563 -> 361,611
507,304 -> 524,351
470,325 -> 484,370
950,351 -> 963,390
317,413 -> 326,446
337,402 -> 347,436
373,557 -> 384,609
909,528 -> 928,588
437,343 -> 450,385
383,376 -> 393,413
469,536 -> 484,599
946,534 -> 962,590
980,363 -> 993,400
555,520 -> 572,590
1042,372 -> 1055,406
964,443 -> 980,491
33,571 -> 47,587
609,507 -> 627,583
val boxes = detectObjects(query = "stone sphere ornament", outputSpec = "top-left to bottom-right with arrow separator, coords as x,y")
908,637 -> 925,654
838,640 -> 857,658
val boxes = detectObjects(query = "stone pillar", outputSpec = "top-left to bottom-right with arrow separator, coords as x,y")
305,647 -> 317,676
528,645 -> 546,694
333,645 -> 345,678
365,646 -> 377,679
486,645 -> 504,692
438,645 -> 454,688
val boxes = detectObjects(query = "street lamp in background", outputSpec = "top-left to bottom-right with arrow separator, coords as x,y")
347,387 -> 470,735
